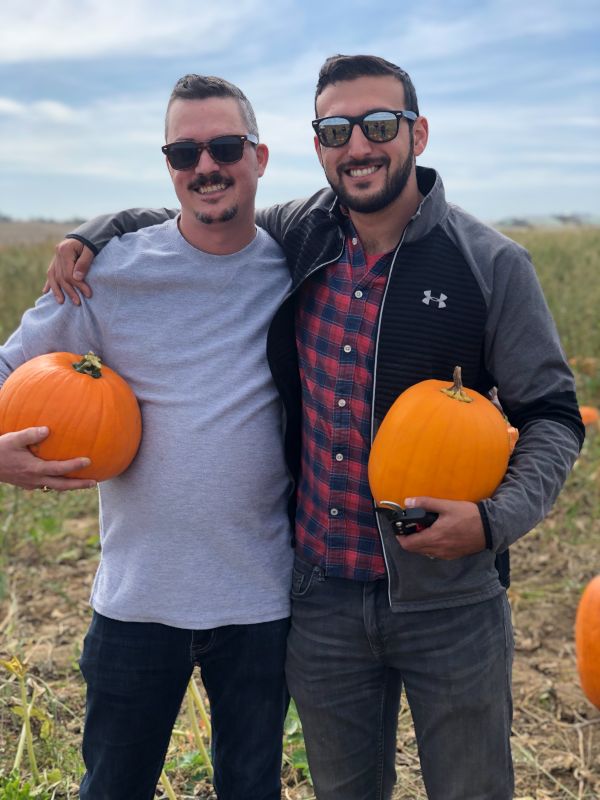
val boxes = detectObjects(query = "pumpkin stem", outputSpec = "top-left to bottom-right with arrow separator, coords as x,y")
72,352 -> 102,379
440,366 -> 473,404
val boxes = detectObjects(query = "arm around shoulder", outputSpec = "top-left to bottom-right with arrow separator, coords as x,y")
44,207 -> 179,305
69,207 -> 179,253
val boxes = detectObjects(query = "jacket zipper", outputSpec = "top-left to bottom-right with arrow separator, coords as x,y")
370,229 -> 407,607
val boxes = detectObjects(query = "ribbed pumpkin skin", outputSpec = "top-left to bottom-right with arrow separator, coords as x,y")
0,352 -> 142,481
575,575 -> 600,709
368,376 -> 510,504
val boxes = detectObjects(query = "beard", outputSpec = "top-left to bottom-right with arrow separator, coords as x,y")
188,171 -> 238,224
326,136 -> 414,214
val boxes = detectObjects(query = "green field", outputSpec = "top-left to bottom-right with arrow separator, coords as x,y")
0,228 -> 599,799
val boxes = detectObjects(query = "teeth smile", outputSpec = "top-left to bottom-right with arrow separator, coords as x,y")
197,183 -> 227,194
348,166 -> 379,177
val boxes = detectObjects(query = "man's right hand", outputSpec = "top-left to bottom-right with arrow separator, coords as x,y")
0,427 -> 96,491
43,238 -> 95,305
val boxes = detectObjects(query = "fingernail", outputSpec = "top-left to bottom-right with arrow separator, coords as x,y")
38,426 -> 49,435
404,497 -> 416,507
74,271 -> 84,280
81,458 -> 91,466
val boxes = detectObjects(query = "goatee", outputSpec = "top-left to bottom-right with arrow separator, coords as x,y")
195,205 -> 239,225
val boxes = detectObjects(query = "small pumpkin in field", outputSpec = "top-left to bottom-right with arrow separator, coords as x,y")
368,366 -> 511,505
575,575 -> 600,709
579,406 -> 599,427
0,352 -> 141,481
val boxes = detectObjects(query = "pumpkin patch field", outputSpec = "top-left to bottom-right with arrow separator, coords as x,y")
0,225 -> 599,799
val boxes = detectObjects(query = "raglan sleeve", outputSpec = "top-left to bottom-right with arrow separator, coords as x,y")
0,264 -> 112,386
67,207 -> 179,254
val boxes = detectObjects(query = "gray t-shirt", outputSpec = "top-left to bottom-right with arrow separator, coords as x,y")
0,220 -> 294,628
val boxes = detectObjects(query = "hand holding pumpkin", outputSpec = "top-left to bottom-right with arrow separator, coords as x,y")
0,352 -> 141,482
396,497 -> 486,560
0,427 -> 96,491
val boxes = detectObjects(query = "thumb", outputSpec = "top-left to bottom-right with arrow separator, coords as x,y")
11,426 -> 50,446
73,245 -> 94,281
404,496 -> 447,513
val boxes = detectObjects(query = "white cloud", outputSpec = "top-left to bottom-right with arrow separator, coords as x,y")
364,0 -> 600,66
0,0 -> 597,220
0,97 -> 78,122
0,0 -> 290,62
0,98 -> 23,116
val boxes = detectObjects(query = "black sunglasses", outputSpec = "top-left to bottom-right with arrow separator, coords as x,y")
312,110 -> 417,148
162,134 -> 259,170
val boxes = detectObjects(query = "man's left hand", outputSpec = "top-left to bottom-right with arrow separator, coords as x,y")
395,497 -> 486,560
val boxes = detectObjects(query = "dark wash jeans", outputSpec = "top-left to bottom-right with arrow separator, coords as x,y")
286,558 -> 514,800
78,611 -> 290,800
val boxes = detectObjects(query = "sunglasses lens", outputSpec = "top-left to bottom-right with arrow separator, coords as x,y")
165,143 -> 200,170
362,112 -> 398,142
163,136 -> 247,169
208,136 -> 245,163
317,118 -> 352,147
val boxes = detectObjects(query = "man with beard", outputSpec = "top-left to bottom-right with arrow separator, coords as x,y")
0,74 -> 295,800
44,55 -> 583,800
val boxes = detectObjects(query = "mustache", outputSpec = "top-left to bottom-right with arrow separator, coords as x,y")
187,172 -> 234,191
337,156 -> 389,175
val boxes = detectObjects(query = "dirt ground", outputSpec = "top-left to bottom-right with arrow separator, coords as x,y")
1,505 -> 599,799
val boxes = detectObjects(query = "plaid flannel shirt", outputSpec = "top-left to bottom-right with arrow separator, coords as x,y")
295,221 -> 392,580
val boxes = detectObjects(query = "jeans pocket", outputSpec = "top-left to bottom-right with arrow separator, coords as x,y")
291,562 -> 320,598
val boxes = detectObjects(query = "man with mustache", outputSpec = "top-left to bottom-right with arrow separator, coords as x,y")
44,55 -> 583,799
0,74 -> 295,800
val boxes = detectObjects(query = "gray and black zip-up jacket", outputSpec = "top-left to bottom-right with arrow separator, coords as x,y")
67,166 -> 584,606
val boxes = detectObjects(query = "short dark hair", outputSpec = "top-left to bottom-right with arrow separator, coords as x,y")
315,55 -> 419,116
165,74 -> 259,139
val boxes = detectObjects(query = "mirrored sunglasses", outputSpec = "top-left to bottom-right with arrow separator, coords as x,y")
312,110 -> 417,148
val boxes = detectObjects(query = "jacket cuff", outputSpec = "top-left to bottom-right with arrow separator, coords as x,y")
66,233 -> 99,256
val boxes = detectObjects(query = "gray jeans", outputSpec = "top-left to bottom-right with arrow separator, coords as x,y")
286,558 -> 514,800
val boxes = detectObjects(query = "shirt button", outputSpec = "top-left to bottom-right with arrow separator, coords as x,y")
335,453 -> 344,462
337,399 -> 347,407
343,344 -> 352,353
351,237 -> 358,245
354,289 -> 363,299
330,508 -> 339,517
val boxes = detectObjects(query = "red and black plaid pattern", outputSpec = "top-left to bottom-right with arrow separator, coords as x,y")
295,224 -> 391,580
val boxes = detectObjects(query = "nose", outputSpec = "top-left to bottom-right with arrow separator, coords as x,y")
194,145 -> 220,173
345,122 -> 374,159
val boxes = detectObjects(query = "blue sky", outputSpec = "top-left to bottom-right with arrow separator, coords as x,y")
0,0 -> 598,223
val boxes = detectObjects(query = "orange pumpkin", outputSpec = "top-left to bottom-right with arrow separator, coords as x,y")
368,366 -> 511,505
575,575 -> 600,709
0,352 -> 141,481
579,406 -> 599,427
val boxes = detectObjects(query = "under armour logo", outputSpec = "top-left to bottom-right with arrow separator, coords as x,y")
422,290 -> 447,309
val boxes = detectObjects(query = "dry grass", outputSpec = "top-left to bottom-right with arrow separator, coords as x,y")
0,222 -> 75,249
